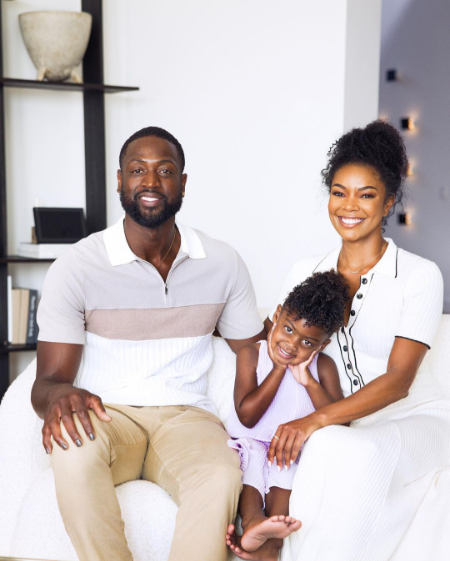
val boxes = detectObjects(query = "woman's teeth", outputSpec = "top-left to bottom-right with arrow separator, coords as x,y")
340,217 -> 364,226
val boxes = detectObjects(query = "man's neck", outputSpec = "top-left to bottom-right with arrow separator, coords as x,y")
123,214 -> 178,264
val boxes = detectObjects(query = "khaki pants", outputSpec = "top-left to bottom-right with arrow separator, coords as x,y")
51,404 -> 242,561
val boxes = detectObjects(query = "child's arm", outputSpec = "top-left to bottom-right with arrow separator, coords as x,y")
234,343 -> 286,428
290,352 -> 343,411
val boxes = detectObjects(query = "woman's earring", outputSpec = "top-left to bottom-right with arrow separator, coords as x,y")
182,193 -> 185,198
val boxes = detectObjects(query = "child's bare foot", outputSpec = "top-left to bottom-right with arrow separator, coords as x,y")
226,524 -> 284,561
241,515 -> 302,552
226,524 -> 283,561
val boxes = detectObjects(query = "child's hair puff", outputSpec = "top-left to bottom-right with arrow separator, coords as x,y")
283,270 -> 350,335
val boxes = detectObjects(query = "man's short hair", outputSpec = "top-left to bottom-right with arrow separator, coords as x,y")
119,126 -> 185,171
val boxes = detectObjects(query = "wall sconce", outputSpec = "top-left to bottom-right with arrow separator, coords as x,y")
386,69 -> 398,82
398,213 -> 412,226
400,117 -> 415,131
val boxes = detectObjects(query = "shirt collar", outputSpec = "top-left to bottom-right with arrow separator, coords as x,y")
103,216 -> 206,267
313,237 -> 398,278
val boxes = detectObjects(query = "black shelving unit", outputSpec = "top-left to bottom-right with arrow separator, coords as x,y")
0,0 -> 139,399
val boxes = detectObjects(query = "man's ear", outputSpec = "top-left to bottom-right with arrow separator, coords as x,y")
117,169 -> 122,194
319,339 -> 331,352
272,304 -> 282,325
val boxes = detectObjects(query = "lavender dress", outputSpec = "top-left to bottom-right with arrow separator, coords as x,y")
227,340 -> 319,502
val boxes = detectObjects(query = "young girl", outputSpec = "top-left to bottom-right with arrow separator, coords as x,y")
226,270 -> 349,560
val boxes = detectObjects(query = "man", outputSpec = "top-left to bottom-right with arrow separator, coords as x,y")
32,126 -> 265,561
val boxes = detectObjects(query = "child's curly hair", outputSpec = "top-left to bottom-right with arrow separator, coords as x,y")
283,270 -> 350,335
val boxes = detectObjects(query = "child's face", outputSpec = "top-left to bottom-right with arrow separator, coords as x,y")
271,306 -> 331,366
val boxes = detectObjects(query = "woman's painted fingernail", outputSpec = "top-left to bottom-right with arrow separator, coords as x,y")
277,465 -> 281,472
61,443 -> 68,450
45,448 -> 50,454
290,460 -> 294,465
268,460 -> 272,467
89,433 -> 95,441
285,465 -> 288,471
75,439 -> 82,447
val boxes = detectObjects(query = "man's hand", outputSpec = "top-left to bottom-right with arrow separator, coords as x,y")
42,384 -> 111,454
268,415 -> 322,470
289,349 -> 319,386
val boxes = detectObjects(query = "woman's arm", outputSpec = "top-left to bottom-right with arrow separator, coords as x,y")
234,344 -> 287,428
268,336 -> 428,468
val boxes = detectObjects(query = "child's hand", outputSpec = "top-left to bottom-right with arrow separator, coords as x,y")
289,349 -> 319,386
267,325 -> 287,371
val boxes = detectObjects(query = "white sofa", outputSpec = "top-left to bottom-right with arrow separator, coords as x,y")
1,317 -> 449,561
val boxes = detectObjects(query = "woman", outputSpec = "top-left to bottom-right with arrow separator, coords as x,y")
230,121 -> 450,561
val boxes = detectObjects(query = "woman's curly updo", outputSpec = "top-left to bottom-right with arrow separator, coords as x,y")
321,120 -> 409,223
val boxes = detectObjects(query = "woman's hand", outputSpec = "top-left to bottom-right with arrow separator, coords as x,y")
268,414 -> 323,470
289,349 -> 319,386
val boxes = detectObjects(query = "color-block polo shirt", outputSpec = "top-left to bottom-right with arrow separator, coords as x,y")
37,217 -> 263,414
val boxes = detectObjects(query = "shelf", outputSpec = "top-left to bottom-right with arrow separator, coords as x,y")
0,255 -> 56,264
0,77 -> 139,94
0,343 -> 37,354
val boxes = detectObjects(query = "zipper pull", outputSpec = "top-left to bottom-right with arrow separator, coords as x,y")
165,284 -> 168,295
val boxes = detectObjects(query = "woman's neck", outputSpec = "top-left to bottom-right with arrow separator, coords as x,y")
339,234 -> 387,274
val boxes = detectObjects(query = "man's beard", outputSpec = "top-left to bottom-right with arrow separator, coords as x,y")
120,189 -> 183,228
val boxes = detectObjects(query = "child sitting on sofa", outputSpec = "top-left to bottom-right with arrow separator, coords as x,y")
226,271 -> 349,560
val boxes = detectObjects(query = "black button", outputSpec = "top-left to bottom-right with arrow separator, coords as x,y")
341,327 -> 345,333
362,278 -> 368,284
347,363 -> 352,370
353,379 -> 359,386
350,310 -> 356,316
357,293 -> 363,299
343,345 -> 348,352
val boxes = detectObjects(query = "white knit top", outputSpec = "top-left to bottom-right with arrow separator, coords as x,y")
271,239 -> 444,424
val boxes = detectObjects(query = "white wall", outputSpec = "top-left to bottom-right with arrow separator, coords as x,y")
380,0 -> 450,312
2,0 -> 381,379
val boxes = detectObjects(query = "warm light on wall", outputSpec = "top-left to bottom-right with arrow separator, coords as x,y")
400,117 -> 415,131
407,162 -> 415,177
398,212 -> 412,225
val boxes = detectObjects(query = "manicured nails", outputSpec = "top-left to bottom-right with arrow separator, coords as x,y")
268,460 -> 272,467
61,443 -> 68,450
284,465 -> 288,471
290,460 -> 294,465
89,433 -> 95,441
45,448 -> 50,455
75,439 -> 82,447
277,465 -> 281,472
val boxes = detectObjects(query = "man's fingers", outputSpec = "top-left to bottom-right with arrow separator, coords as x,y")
47,409 -> 70,450
89,395 -> 112,422
58,405 -> 84,447
70,396 -> 96,440
42,423 -> 53,454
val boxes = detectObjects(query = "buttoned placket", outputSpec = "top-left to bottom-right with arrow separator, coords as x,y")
338,274 -> 372,394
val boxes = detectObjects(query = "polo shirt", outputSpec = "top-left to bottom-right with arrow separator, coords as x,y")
37,217 -> 263,414
271,239 -> 443,400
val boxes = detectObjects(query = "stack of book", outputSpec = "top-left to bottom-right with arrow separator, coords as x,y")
7,277 -> 39,345
17,242 -> 71,259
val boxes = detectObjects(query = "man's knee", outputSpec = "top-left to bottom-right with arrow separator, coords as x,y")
51,410 -> 111,471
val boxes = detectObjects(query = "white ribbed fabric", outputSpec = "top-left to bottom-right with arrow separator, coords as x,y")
76,332 -> 217,414
269,240 -> 450,561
